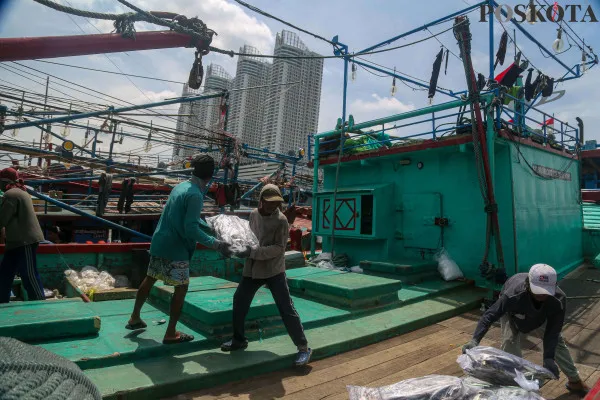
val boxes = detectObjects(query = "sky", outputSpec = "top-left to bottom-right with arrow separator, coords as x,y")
0,0 -> 599,167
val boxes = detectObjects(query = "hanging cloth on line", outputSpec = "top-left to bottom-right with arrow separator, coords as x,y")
494,31 -> 508,70
444,49 -> 449,75
524,69 -> 534,101
495,62 -> 525,88
428,48 -> 444,103
542,77 -> 555,97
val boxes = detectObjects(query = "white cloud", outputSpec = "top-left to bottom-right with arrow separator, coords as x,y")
88,0 -> 275,55
130,89 -> 178,104
352,93 -> 415,114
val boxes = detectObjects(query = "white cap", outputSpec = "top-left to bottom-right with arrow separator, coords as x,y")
528,264 -> 557,296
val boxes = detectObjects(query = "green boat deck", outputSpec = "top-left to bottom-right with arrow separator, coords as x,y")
0,265 -> 485,399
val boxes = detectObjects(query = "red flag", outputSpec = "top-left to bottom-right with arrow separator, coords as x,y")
541,118 -> 554,126
552,2 -> 559,21
494,63 -> 514,83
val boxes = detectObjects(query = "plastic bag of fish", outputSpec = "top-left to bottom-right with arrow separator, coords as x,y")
457,346 -> 556,390
206,214 -> 259,254
346,375 -> 546,400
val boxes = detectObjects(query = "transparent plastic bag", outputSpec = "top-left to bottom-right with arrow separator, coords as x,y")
462,377 -> 546,399
64,269 -> 79,278
81,266 -> 99,279
92,271 -> 115,291
113,275 -> 130,288
434,248 -> 463,281
347,375 -> 465,400
347,375 -> 547,400
457,346 -> 555,389
206,214 -> 259,252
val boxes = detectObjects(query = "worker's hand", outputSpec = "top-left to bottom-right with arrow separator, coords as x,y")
543,358 -> 560,379
461,339 -> 479,354
214,240 -> 233,258
234,245 -> 252,259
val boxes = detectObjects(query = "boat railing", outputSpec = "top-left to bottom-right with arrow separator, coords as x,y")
307,90 -> 581,162
308,97 -> 481,160
498,91 -> 579,152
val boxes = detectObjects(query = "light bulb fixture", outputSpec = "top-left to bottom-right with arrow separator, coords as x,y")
12,107 -> 23,137
351,62 -> 357,82
525,0 -> 536,24
62,104 -> 72,137
61,124 -> 70,138
552,28 -> 564,53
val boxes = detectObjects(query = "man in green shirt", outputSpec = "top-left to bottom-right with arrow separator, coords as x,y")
126,155 -> 232,344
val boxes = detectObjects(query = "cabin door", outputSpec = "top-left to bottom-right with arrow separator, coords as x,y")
402,193 -> 443,250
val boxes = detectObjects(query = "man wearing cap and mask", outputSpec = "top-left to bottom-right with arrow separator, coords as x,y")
126,155 -> 233,344
221,184 -> 312,366
0,168 -> 46,303
462,264 -> 589,396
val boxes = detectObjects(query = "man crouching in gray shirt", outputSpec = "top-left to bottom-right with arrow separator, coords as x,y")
462,264 -> 589,397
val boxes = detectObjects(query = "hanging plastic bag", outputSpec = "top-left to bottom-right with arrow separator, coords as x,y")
434,248 -> 463,281
457,346 -> 555,389
206,214 -> 259,254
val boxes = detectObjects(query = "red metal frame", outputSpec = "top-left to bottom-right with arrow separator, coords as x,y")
334,198 -> 357,231
585,376 -> 600,400
582,149 -> 600,159
322,199 -> 331,229
0,31 -> 210,61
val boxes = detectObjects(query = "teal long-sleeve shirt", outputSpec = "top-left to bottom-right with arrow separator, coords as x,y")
150,178 -> 216,261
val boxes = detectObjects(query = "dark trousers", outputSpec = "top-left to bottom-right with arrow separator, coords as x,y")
0,244 -> 45,303
233,272 -> 307,348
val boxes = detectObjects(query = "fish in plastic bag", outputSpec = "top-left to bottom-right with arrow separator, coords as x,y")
457,346 -> 555,389
206,214 -> 259,253
347,375 -> 547,400
347,375 -> 465,400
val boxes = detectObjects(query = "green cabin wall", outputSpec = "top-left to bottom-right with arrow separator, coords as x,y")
508,143 -> 583,277
0,248 -> 237,290
315,139 -> 582,282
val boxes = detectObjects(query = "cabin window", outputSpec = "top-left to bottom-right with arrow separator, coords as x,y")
360,194 -> 374,235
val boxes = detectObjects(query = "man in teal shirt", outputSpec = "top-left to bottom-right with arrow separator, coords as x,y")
126,155 -> 232,344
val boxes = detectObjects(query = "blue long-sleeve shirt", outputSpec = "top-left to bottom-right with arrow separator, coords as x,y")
150,177 -> 216,261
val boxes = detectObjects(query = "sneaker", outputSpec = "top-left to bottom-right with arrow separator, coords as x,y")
294,348 -> 312,366
221,339 -> 248,352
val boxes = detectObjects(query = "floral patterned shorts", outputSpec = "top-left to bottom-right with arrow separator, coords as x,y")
147,255 -> 190,286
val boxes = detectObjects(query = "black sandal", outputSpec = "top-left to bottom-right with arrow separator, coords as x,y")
163,332 -> 194,345
125,321 -> 147,330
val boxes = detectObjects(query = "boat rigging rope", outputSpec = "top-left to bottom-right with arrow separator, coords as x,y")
453,16 -> 505,273
31,0 -> 216,42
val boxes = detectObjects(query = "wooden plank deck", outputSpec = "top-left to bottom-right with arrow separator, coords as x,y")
168,266 -> 600,400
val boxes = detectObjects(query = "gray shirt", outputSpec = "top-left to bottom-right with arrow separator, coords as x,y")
243,209 -> 289,279
472,273 -> 566,360
0,188 -> 44,250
